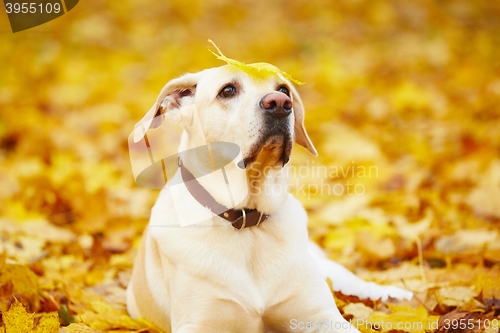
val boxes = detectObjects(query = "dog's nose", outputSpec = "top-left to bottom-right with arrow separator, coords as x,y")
260,93 -> 292,119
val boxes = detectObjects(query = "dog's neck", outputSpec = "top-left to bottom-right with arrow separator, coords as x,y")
179,137 -> 290,215
244,159 -> 290,214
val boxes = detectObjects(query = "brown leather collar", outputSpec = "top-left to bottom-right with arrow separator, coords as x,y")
179,160 -> 269,229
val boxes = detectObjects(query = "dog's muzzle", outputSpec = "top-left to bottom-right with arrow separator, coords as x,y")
239,93 -> 294,168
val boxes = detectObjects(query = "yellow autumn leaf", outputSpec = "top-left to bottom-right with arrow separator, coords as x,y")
343,302 -> 374,320
437,286 -> 479,307
466,159 -> 500,219
473,273 -> 500,301
79,299 -> 142,331
34,312 -> 60,333
3,298 -> 34,333
208,40 -> 305,85
63,323 -> 102,333
355,231 -> 396,261
365,304 -> 439,333
0,264 -> 40,312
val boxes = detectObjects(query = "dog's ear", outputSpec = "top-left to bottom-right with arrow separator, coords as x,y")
133,73 -> 200,143
289,85 -> 318,156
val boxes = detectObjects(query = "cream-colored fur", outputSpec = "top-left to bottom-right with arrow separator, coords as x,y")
127,66 -> 411,333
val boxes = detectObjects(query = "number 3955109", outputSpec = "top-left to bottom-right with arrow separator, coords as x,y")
443,318 -> 499,330
5,2 -> 62,14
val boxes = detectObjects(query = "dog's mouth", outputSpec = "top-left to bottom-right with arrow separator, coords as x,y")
238,128 -> 292,169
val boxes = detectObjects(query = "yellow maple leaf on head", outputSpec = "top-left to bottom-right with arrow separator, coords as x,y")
208,39 -> 305,85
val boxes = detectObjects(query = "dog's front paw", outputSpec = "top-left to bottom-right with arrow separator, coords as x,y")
358,282 -> 413,302
308,242 -> 413,301
328,267 -> 414,301
333,276 -> 413,302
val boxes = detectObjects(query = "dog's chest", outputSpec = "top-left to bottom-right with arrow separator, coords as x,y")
149,190 -> 310,307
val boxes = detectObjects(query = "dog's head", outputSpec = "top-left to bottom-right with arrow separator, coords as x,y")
134,65 -> 317,168
133,65 -> 316,211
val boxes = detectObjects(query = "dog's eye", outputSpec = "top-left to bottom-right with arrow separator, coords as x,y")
277,85 -> 290,96
218,85 -> 237,98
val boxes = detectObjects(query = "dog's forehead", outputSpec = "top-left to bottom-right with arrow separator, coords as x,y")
197,65 -> 287,90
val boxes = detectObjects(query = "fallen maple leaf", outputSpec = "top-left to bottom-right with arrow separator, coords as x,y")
473,273 -> 500,310
78,298 -> 142,331
343,302 -> 374,320
437,286 -> 479,307
62,323 -> 102,333
2,298 -> 59,333
435,230 -> 498,255
0,264 -> 40,312
34,312 -> 60,333
364,304 -> 439,333
2,298 -> 34,333
466,160 -> 500,219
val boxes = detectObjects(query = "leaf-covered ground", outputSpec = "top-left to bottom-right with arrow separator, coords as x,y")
1,0 -> 500,332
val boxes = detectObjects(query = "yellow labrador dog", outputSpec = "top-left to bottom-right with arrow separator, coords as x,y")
127,65 -> 412,333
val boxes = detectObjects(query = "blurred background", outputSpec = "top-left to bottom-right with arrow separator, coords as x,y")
0,0 -> 499,329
